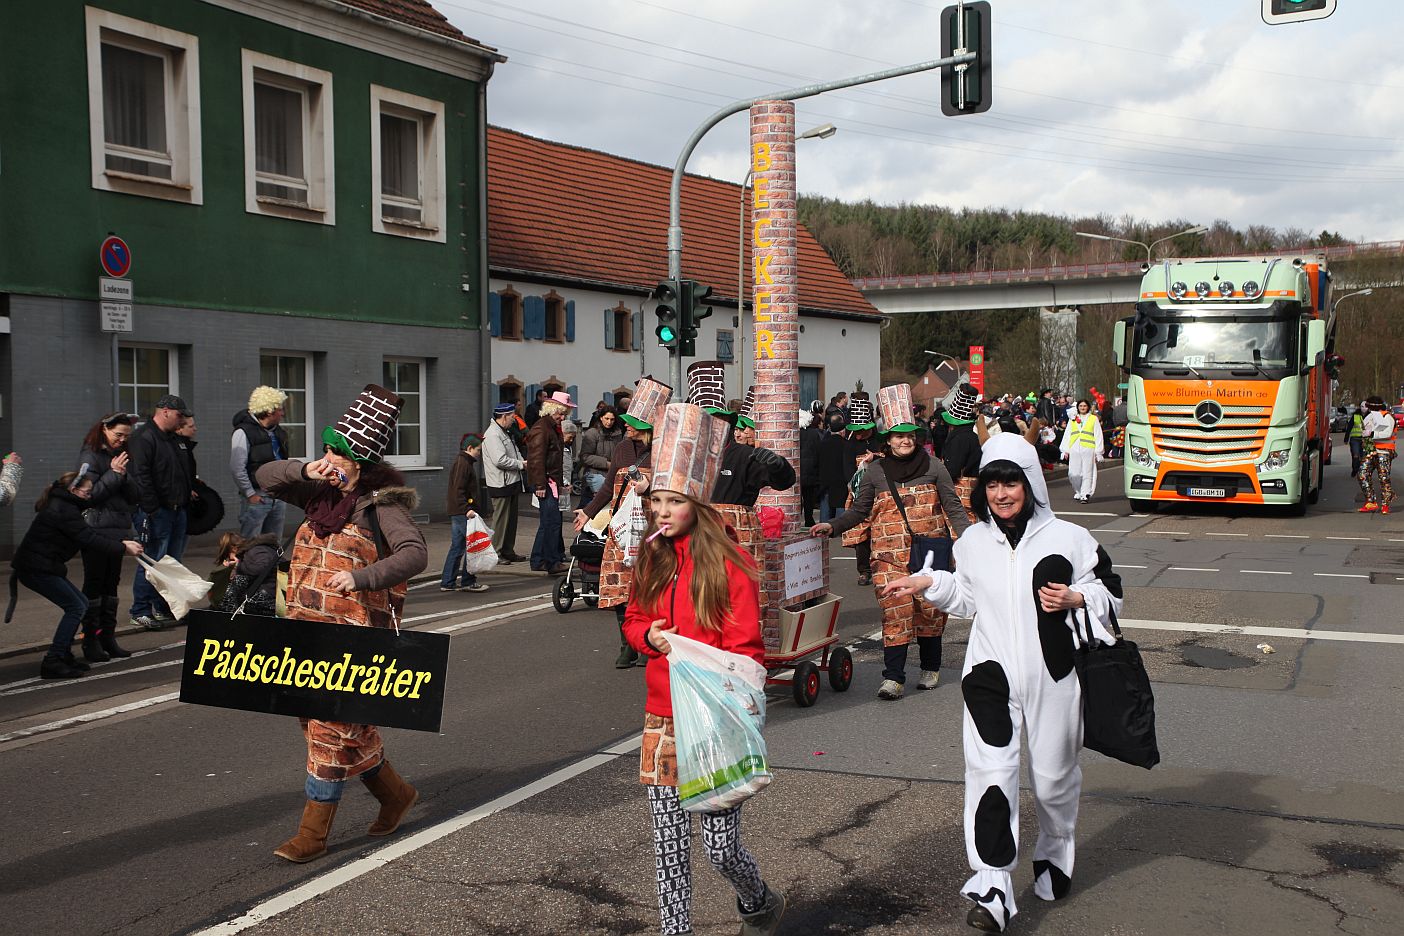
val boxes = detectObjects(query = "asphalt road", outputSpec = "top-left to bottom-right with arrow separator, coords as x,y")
3,457 -> 1403,936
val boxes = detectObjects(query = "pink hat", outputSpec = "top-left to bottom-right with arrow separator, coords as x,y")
550,390 -> 577,409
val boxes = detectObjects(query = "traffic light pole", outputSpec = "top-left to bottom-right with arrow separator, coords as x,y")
663,47 -> 977,390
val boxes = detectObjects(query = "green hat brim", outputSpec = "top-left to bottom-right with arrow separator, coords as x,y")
320,426 -> 375,463
736,415 -> 756,430
704,406 -> 735,418
619,414 -> 652,431
881,423 -> 920,435
846,421 -> 876,432
941,411 -> 975,426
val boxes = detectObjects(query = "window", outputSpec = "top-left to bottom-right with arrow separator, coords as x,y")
608,304 -> 633,351
544,294 -> 565,342
498,289 -> 523,340
259,352 -> 314,459
717,329 -> 735,364
497,379 -> 522,406
86,8 -> 201,204
382,358 -> 427,467
118,344 -> 176,416
370,85 -> 445,242
799,367 -> 824,413
242,51 -> 334,223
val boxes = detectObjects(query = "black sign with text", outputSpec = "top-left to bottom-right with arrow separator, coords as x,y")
179,609 -> 449,732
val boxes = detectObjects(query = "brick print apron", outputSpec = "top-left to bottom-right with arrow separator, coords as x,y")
599,466 -> 652,609
869,483 -> 950,647
286,522 -> 408,782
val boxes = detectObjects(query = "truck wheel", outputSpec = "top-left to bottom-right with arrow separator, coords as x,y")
1307,455 -> 1322,505
1130,498 -> 1155,514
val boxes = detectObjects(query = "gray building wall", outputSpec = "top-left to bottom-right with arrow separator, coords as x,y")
1,294 -> 483,555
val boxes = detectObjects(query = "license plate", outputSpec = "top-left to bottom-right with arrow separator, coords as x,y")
1186,487 -> 1227,498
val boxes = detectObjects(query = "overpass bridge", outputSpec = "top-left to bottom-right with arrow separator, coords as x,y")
855,240 -> 1404,315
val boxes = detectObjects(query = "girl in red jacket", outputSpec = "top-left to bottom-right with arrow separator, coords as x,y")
623,403 -> 785,936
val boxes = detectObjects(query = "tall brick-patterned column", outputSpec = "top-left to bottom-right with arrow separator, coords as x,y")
750,102 -> 804,652
750,102 -> 800,532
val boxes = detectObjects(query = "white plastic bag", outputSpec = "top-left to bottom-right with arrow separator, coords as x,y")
669,633 -> 772,813
136,554 -> 213,620
462,514 -> 499,575
609,486 -> 649,567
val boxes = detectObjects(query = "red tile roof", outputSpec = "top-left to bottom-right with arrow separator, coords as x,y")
487,127 -> 880,318
334,0 -> 478,45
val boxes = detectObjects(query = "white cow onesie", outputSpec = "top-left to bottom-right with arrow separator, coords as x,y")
918,434 -> 1122,930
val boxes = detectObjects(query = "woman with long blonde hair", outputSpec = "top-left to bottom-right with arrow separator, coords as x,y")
622,402 -> 784,936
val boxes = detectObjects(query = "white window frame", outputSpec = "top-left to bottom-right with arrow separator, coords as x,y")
382,356 -> 428,468
369,84 -> 445,243
241,50 -> 335,224
258,350 -> 316,460
117,342 -> 178,417
85,7 -> 202,204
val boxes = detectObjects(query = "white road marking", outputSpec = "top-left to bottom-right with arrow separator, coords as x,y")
1168,567 -> 1219,573
1094,528 -> 1137,534
402,593 -> 551,625
1241,570 -> 1292,576
0,659 -> 181,697
1326,536 -> 1370,542
0,639 -> 185,693
432,603 -> 556,634
0,692 -> 180,743
1206,532 -> 1249,537
1266,534 -> 1309,539
1390,539 -> 1404,543
1147,531 -> 1191,535
1114,564 -> 1148,569
1123,619 -> 1404,646
1060,511 -> 1119,517
1314,572 -> 1370,579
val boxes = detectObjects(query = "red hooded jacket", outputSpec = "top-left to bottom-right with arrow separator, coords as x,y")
623,532 -> 765,718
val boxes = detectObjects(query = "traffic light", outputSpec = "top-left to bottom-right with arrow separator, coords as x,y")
652,278 -> 682,351
680,280 -> 713,358
1261,0 -> 1336,24
940,1 -> 992,117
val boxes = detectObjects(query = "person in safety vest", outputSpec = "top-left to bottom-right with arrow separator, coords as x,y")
1058,399 -> 1103,504
1359,396 -> 1396,513
1346,404 -> 1365,478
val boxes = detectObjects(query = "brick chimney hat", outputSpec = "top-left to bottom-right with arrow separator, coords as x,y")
650,402 -> 729,502
322,383 -> 403,463
620,376 -> 673,431
685,361 -> 733,416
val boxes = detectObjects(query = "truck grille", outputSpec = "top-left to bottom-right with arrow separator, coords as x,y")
1149,404 -> 1270,465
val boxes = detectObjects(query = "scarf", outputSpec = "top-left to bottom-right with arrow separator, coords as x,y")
883,447 -> 931,486
304,484 -> 362,538
996,514 -> 1030,550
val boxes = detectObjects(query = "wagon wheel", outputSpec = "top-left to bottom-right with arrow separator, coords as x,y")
552,577 -> 575,613
827,646 -> 854,692
792,661 -> 821,708
583,596 -> 599,608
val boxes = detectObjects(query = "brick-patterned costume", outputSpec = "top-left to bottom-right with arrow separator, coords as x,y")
869,483 -> 952,647
598,463 -> 652,609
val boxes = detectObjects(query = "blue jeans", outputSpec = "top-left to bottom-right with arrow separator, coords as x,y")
19,570 -> 89,656
530,489 -> 565,569
583,470 -> 607,495
130,507 -> 189,618
305,760 -> 382,803
238,494 -> 286,539
440,514 -> 479,588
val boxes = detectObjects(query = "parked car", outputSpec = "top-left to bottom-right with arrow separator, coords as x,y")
1330,407 -> 1352,433
1393,405 -> 1404,429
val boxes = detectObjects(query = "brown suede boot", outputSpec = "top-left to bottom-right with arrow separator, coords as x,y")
273,800 -> 338,863
362,761 -> 418,836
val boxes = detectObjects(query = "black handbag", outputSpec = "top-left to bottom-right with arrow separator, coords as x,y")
882,471 -> 954,573
1072,609 -> 1160,769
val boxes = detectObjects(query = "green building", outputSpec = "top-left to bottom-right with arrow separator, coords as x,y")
0,0 -> 503,549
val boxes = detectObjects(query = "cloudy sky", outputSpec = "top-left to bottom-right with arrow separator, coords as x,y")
440,0 -> 1404,245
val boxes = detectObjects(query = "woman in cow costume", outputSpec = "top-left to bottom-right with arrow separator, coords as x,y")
885,434 -> 1122,931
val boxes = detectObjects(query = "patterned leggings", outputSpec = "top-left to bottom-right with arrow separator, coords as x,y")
647,784 -> 766,934
1359,449 -> 1395,504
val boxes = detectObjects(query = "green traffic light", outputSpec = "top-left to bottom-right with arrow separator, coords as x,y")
657,325 -> 677,343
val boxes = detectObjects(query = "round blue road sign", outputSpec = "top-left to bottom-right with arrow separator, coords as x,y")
100,235 -> 132,278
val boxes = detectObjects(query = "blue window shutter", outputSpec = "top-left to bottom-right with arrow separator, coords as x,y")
524,296 -> 545,340
568,384 -> 579,408
603,308 -> 614,350
604,391 -> 614,406
526,383 -> 540,405
489,292 -> 501,337
565,300 -> 576,342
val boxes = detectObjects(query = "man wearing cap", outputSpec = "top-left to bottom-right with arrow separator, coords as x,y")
442,433 -> 491,592
941,383 -> 983,516
127,394 -> 195,629
230,386 -> 291,540
483,403 -> 528,562
525,391 -> 574,573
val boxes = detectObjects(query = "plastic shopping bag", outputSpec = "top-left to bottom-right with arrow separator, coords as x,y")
462,514 -> 499,575
669,633 -> 773,813
136,554 -> 213,620
609,487 -> 649,567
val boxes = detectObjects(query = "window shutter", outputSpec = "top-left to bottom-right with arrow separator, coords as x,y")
489,292 -> 501,338
524,296 -> 546,340
604,391 -> 614,406
603,308 -> 614,350
567,384 -> 579,409
526,383 -> 540,405
565,300 -> 576,342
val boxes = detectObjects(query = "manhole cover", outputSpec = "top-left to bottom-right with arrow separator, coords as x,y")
1315,843 -> 1401,873
1180,646 -> 1254,670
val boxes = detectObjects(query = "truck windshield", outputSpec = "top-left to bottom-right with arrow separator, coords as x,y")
1133,311 -> 1298,375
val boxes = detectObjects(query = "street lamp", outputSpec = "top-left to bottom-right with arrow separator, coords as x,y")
923,349 -> 961,369
1074,224 -> 1209,263
736,123 -> 836,396
1334,288 -> 1374,311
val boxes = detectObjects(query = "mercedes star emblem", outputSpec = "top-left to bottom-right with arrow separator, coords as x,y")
1194,400 -> 1223,426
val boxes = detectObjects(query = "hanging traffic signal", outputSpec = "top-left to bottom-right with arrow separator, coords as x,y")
1261,0 -> 1336,24
680,280 -> 714,358
652,278 -> 682,351
940,1 -> 992,117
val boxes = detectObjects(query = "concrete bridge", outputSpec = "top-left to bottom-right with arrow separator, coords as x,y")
855,240 -> 1404,314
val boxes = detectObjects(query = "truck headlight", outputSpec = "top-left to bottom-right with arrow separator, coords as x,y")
1257,447 -> 1292,474
1130,445 -> 1158,470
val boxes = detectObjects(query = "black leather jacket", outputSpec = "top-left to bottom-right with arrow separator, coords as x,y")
127,421 -> 192,513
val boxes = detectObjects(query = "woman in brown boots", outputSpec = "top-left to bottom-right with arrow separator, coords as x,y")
256,384 -> 428,863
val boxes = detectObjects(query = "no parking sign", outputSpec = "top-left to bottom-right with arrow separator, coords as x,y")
99,235 -> 132,278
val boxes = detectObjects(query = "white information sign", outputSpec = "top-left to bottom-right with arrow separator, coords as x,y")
99,277 -> 133,302
100,301 -> 133,333
782,537 -> 826,602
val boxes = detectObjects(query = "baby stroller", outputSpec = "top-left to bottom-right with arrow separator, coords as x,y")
554,527 -> 606,612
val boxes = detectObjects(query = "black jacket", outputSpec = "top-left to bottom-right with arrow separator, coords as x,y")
942,425 -> 982,480
12,484 -> 125,576
77,445 -> 138,537
232,409 -> 289,488
446,451 -> 490,515
218,534 -> 280,616
127,421 -> 193,512
711,442 -> 796,507
799,426 -> 823,486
